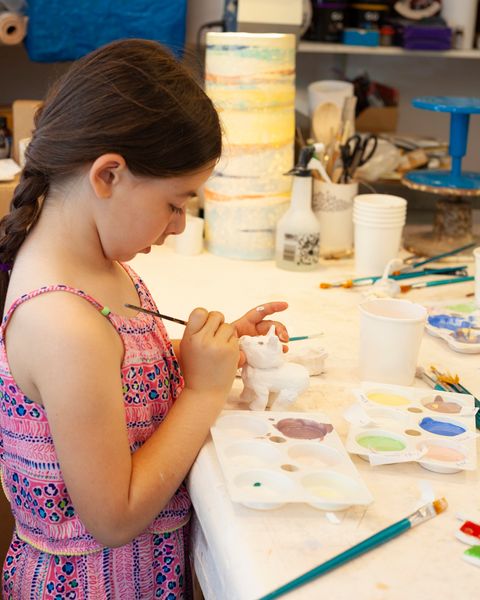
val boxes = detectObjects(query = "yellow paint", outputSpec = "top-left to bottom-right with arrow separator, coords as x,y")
308,486 -> 343,500
367,391 -> 410,407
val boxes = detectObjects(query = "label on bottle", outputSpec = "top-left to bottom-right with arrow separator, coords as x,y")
282,233 -> 320,266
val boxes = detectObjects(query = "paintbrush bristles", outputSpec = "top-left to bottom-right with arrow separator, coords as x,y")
433,497 -> 448,515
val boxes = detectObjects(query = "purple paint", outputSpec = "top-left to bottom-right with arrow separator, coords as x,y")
274,418 -> 333,440
419,417 -> 466,437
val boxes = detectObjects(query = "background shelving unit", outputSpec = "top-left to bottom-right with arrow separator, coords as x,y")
298,41 -> 480,60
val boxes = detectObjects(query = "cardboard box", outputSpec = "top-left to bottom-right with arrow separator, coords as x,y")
0,100 -> 41,219
0,176 -> 18,216
356,106 -> 398,134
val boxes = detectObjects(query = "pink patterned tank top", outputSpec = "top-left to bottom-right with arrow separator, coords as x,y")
0,263 -> 191,555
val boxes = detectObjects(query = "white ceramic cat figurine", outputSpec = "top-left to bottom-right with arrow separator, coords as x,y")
239,325 -> 310,411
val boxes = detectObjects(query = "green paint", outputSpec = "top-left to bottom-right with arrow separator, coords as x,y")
100,306 -> 111,316
357,435 -> 406,452
446,302 -> 476,314
465,546 -> 480,558
464,546 -> 480,559
253,482 -> 262,487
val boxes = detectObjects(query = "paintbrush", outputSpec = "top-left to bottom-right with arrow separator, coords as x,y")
124,303 -> 187,326
289,333 -> 324,342
415,366 -> 448,392
400,276 -> 474,293
319,267 -> 468,289
430,366 -> 480,430
398,242 -> 477,273
258,498 -> 448,600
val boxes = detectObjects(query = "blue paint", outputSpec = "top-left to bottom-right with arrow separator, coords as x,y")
428,313 -> 478,332
419,417 -> 466,437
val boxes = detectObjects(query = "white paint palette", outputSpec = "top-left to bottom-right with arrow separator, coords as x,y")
211,410 -> 373,511
345,382 -> 478,474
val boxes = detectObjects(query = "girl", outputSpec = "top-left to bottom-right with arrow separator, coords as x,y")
0,39 -> 288,599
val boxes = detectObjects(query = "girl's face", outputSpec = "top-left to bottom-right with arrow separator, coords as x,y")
98,162 -> 214,262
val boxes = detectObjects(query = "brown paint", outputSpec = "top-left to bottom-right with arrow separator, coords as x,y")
274,418 -> 334,440
405,429 -> 421,436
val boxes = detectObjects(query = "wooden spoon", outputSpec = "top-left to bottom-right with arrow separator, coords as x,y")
311,101 -> 341,147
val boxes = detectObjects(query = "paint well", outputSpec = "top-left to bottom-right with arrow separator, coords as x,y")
301,471 -> 363,507
366,392 -> 410,407
419,442 -> 465,462
419,417 -> 466,437
422,395 -> 461,414
460,521 -> 480,540
274,418 -> 333,440
428,313 -> 477,332
287,443 -> 342,468
464,546 -> 480,560
357,434 -> 406,452
405,429 -> 421,436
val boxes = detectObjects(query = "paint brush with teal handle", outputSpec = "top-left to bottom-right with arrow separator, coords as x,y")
257,498 -> 448,600
400,275 -> 474,293
289,333 -> 324,342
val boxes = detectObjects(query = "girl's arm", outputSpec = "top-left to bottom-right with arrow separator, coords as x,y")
7,294 -> 238,547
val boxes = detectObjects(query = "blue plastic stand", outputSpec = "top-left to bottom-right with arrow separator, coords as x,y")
403,96 -> 480,192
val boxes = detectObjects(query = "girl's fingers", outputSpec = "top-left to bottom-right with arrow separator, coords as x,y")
185,307 -> 209,334
202,311 -> 225,334
216,322 -> 238,343
255,320 -> 289,343
243,301 -> 288,325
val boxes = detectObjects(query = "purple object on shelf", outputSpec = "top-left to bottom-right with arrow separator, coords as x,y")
403,25 -> 452,50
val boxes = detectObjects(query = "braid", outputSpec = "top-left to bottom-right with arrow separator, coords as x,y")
0,166 -> 49,314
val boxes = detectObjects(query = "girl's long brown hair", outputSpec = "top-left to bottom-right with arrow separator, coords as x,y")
0,39 -> 221,314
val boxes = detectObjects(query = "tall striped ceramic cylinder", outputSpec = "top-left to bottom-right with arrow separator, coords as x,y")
204,32 -> 296,260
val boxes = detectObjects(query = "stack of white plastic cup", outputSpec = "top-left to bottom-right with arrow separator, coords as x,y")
353,194 -> 407,276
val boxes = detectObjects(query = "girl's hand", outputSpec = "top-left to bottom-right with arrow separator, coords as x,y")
232,301 -> 289,366
180,307 -> 239,401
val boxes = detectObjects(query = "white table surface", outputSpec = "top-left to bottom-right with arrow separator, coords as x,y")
131,245 -> 480,600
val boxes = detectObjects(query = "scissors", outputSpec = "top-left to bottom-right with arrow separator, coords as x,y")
340,134 -> 378,183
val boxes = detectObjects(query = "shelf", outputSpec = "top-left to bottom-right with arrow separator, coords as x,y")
298,41 -> 480,59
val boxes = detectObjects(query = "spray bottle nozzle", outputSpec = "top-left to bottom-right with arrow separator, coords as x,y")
284,145 -> 316,176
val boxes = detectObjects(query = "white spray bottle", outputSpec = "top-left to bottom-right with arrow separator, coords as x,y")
275,145 -> 322,271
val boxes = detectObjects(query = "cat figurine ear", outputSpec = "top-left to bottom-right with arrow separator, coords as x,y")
266,325 -> 278,348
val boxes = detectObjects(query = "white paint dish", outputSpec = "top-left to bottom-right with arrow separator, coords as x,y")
233,469 -> 295,510
215,413 -> 270,436
211,410 -> 373,511
301,471 -> 367,511
416,439 -> 468,474
345,382 -> 477,473
363,406 -> 409,430
224,440 -> 283,468
425,307 -> 480,354
286,443 -> 342,468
